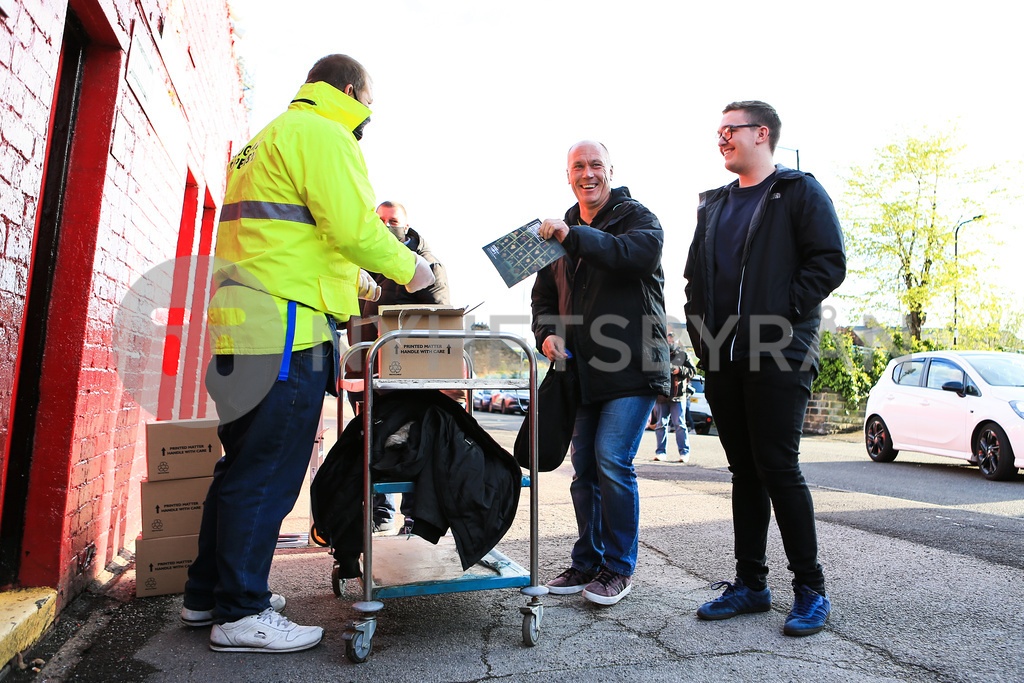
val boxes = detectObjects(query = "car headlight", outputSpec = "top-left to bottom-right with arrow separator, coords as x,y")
1011,400 -> 1024,419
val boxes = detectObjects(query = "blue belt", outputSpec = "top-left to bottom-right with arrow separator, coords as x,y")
277,300 -> 297,381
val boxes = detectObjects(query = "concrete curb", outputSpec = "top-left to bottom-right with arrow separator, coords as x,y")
0,588 -> 57,673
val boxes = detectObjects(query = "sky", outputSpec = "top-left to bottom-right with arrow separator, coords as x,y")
228,0 -> 1024,340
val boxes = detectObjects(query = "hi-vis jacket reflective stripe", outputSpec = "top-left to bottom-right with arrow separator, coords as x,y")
209,81 -> 416,355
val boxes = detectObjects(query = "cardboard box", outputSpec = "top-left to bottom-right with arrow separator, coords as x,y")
135,534 -> 199,597
377,305 -> 466,379
146,418 -> 222,481
140,477 -> 212,539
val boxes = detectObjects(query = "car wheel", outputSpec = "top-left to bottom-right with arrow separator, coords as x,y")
501,401 -> 509,414
695,424 -> 710,435
974,422 -> 1017,481
865,416 -> 898,462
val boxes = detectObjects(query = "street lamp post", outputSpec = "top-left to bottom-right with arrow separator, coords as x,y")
952,214 -> 984,348
778,145 -> 800,171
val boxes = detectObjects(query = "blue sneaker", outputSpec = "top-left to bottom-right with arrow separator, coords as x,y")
696,579 -> 772,620
784,584 -> 831,636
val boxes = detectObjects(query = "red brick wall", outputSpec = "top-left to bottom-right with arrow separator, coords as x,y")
1,0 -> 247,605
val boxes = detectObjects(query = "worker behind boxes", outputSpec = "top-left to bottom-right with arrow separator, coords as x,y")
345,200 -> 451,535
182,54 -> 434,654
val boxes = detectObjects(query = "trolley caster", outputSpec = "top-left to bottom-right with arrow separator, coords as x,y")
519,604 -> 543,647
344,629 -> 373,663
343,618 -> 377,664
331,563 -> 345,597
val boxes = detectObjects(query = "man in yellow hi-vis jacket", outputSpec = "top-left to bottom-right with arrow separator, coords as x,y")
181,54 -> 434,654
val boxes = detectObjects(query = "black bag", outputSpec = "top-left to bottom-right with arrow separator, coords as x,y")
513,361 -> 579,471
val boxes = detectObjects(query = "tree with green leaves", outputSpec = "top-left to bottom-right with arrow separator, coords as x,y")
839,129 -> 1003,342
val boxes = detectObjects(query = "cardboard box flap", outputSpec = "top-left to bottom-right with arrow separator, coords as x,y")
378,304 -> 468,326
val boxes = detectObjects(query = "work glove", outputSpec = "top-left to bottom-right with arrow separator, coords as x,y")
357,269 -> 381,301
405,253 -> 435,293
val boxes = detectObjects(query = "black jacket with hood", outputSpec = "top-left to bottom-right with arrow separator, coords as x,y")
531,186 -> 670,404
683,166 -> 846,370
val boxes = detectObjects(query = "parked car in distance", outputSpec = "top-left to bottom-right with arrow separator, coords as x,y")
472,389 -> 496,412
490,389 -> 530,415
863,350 -> 1024,481
687,376 -> 713,434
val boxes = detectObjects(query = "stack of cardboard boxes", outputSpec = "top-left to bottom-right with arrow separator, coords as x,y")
135,418 -> 222,597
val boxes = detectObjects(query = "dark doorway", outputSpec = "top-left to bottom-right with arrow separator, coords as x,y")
0,12 -> 88,585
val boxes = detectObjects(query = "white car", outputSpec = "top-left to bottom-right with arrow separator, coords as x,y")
863,350 -> 1024,481
687,376 -> 714,435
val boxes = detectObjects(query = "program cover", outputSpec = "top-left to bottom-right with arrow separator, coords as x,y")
482,219 -> 567,288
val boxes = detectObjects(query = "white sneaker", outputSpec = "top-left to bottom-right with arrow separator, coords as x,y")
210,608 -> 323,653
681,453 -> 691,464
653,453 -> 668,462
181,593 -> 286,627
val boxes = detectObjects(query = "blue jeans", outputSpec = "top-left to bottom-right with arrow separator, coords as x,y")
654,400 -> 689,456
184,343 -> 331,623
568,394 -> 656,576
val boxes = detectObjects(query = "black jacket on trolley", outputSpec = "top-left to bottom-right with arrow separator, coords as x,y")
310,391 -> 521,578
683,166 -> 846,370
531,186 -> 670,404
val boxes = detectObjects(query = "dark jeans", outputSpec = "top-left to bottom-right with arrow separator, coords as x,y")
704,357 -> 825,593
184,343 -> 331,623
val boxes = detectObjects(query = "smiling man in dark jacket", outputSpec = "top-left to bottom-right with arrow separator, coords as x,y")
684,101 -> 845,637
532,140 -> 669,606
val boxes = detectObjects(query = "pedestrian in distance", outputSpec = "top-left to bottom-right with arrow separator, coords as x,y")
653,331 -> 696,463
683,101 -> 846,636
182,54 -> 434,654
532,140 -> 670,606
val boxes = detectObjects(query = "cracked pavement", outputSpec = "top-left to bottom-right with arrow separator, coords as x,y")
18,427 -> 1024,682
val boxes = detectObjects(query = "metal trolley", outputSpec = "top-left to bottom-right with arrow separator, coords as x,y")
335,329 -> 545,663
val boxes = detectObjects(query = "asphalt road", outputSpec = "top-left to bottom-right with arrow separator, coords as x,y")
482,410 -> 1024,513
485,411 -> 1024,572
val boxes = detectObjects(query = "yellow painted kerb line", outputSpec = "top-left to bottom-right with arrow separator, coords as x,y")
0,588 -> 57,666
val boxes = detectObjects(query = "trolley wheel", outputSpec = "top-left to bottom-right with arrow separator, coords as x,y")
522,611 -> 540,647
310,524 -> 329,547
331,563 -> 344,597
346,630 -> 372,663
